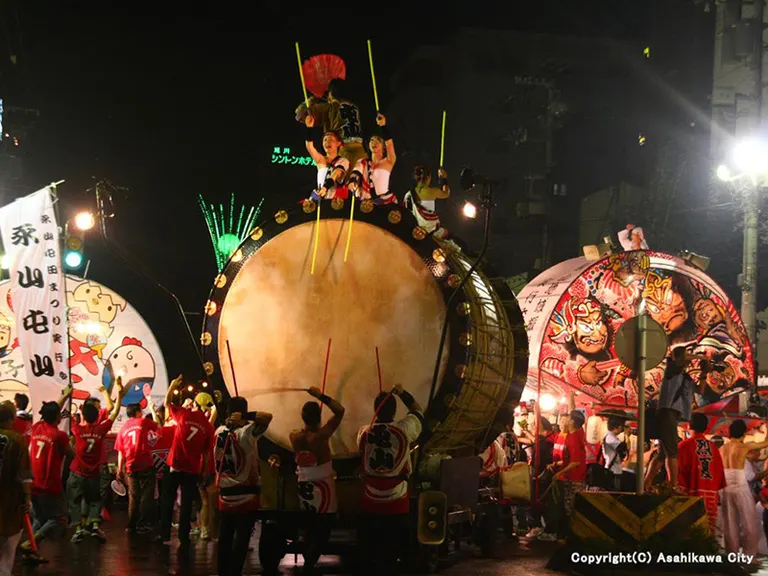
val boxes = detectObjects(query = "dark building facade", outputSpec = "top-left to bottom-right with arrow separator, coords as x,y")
0,1 -> 39,200
386,28 -> 650,277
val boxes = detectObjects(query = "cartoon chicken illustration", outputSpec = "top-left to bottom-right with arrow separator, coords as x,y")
102,337 -> 156,407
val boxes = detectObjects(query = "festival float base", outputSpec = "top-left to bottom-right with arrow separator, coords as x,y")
200,199 -> 530,574
548,492 -> 733,575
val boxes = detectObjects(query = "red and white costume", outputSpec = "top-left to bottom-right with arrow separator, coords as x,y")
677,432 -> 725,532
479,436 -> 507,478
214,422 -> 266,513
357,412 -> 423,514
310,156 -> 350,201
403,192 -> 445,238
296,454 -> 337,514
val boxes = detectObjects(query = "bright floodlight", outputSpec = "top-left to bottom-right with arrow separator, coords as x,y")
539,393 -> 557,412
716,164 -> 731,182
732,138 -> 768,175
0,254 -> 10,270
74,212 -> 95,231
462,201 -> 477,219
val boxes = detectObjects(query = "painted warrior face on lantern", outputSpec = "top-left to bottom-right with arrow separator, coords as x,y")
550,297 -> 609,355
694,298 -> 725,331
642,272 -> 688,334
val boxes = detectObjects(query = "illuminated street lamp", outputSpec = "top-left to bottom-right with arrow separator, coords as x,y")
74,211 -> 95,231
715,136 -> 768,356
716,164 -> 731,182
462,201 -> 477,219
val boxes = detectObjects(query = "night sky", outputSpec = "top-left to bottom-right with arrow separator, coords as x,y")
5,1 -> 652,376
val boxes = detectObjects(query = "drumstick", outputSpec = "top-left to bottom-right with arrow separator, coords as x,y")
439,110 -> 447,167
375,346 -> 383,394
320,338 -> 332,415
343,196 -> 355,263
24,513 -> 37,552
310,200 -> 321,275
295,42 -> 309,106
226,340 -> 239,397
367,40 -> 380,112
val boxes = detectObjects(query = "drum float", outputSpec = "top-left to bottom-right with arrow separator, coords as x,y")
200,200 -> 528,474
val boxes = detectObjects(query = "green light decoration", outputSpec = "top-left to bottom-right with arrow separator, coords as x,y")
198,193 -> 264,271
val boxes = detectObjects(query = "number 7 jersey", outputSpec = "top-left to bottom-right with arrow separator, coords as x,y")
167,405 -> 214,475
71,419 -> 115,478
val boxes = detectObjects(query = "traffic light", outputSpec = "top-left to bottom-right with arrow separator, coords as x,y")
64,227 -> 85,270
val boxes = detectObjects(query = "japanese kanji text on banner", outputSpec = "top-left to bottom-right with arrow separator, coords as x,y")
0,186 -> 69,423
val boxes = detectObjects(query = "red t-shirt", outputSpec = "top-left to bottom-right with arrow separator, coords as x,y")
552,432 -> 568,463
29,421 -> 70,495
167,405 -> 214,475
563,427 -> 587,482
115,417 -> 158,473
97,408 -> 110,464
71,419 -> 114,478
149,425 -> 175,478
12,414 -> 32,438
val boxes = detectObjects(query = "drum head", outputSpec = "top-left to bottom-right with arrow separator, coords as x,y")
215,218 -> 449,458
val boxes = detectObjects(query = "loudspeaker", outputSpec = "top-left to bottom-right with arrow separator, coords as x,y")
417,491 -> 448,545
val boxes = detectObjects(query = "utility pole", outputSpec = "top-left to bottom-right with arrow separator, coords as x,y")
742,179 -> 760,353
711,0 -> 766,355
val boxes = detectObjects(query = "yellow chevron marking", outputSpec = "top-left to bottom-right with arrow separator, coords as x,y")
640,496 -> 701,538
577,493 -> 706,541
570,510 -> 615,543
580,492 -> 643,539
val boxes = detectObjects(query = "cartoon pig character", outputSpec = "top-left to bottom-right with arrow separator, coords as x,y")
103,337 -> 156,407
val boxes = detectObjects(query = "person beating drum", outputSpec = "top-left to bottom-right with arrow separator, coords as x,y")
356,384 -> 423,576
289,386 -> 345,574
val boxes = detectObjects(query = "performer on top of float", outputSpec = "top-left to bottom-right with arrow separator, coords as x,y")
403,164 -> 451,239
366,113 -> 397,205
289,387 -> 345,573
295,78 -> 367,169
304,115 -> 350,200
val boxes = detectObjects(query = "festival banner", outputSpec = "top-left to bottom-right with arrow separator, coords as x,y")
0,187 -> 69,424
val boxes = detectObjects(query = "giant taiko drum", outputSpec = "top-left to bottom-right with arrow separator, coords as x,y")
200,199 -> 527,463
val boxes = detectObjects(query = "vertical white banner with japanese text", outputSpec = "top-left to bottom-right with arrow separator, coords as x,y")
0,187 -> 69,426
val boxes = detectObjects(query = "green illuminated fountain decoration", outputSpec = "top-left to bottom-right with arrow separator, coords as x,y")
198,193 -> 264,271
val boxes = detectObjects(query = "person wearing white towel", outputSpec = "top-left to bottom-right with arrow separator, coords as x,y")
719,420 -> 768,563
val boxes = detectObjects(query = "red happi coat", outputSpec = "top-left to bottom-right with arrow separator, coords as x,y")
677,433 -> 726,531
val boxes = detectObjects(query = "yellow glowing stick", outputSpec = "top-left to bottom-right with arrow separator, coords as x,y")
439,110 -> 447,167
310,200 -> 321,275
295,42 -> 309,106
367,40 -> 380,112
343,197 -> 356,263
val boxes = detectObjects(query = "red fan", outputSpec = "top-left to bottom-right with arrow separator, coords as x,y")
302,54 -> 346,98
